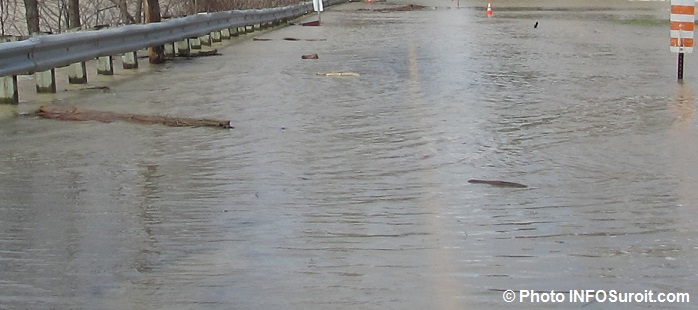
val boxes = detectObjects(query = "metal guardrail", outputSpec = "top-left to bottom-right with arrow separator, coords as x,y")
0,0 -> 346,77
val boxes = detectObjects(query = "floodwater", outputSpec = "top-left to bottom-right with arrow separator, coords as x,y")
1,0 -> 697,309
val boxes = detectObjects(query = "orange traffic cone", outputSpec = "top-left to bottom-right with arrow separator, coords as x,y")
487,2 -> 493,16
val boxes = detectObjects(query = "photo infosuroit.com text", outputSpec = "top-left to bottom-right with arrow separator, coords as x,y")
502,289 -> 691,304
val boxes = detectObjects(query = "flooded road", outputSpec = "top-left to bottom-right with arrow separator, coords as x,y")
1,0 -> 697,308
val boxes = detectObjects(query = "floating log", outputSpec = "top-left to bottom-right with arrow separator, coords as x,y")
302,54 -> 319,59
34,106 -> 232,129
301,20 -> 320,26
283,37 -> 327,41
467,179 -> 528,188
191,49 -> 221,57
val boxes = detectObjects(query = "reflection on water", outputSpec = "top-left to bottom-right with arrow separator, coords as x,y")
1,0 -> 697,308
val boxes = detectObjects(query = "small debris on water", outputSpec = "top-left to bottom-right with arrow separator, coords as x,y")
317,72 -> 360,77
467,179 -> 528,188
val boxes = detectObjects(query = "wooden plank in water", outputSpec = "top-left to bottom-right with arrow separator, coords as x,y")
468,179 -> 528,188
34,106 -> 232,129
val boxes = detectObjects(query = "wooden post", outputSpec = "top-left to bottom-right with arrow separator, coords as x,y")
211,31 -> 221,43
221,28 -> 231,40
200,34 -> 211,46
122,51 -> 139,69
0,76 -> 19,104
97,56 -> 114,75
177,39 -> 190,56
145,0 -> 165,64
68,62 -> 87,84
164,42 -> 175,58
190,37 -> 201,50
35,69 -> 56,93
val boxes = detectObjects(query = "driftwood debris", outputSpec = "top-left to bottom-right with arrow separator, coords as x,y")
35,106 -> 232,129
302,54 -> 319,59
301,20 -> 320,26
283,37 -> 327,41
467,179 -> 528,188
191,49 -> 221,57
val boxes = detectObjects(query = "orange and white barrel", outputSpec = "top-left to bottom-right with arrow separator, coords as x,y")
670,0 -> 695,53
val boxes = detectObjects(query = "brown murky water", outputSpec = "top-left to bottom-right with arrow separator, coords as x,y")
1,0 -> 696,309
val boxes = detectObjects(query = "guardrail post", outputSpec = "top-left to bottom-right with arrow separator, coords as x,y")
64,28 -> 88,84
212,31 -> 221,43
221,28 -> 231,40
0,36 -> 20,104
231,27 -> 239,36
97,56 -> 114,75
200,34 -> 211,46
245,25 -> 253,33
68,62 -> 88,84
0,75 -> 19,104
122,51 -> 138,69
253,23 -> 261,31
30,32 -> 57,93
164,43 -> 175,58
177,39 -> 190,56
35,69 -> 57,93
190,37 -> 202,50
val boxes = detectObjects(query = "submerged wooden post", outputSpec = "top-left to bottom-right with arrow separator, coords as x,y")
0,76 -> 19,104
97,56 -> 114,75
68,62 -> 88,84
35,69 -> 56,93
122,51 -> 138,69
